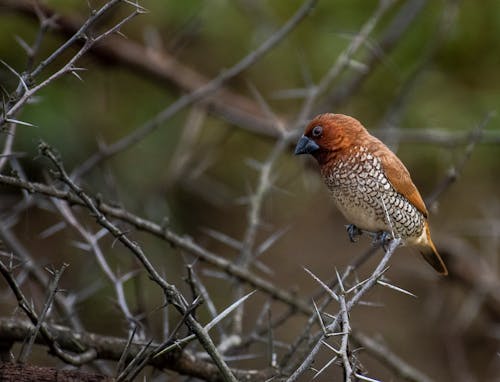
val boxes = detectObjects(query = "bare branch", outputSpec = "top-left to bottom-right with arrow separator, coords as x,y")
37,142 -> 238,381
1,5 -> 142,127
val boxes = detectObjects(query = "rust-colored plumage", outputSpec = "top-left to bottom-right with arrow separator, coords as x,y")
295,113 -> 447,275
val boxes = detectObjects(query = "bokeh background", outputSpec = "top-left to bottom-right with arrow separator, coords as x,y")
0,0 -> 499,381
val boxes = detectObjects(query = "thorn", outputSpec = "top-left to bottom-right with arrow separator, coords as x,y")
119,269 -> 141,283
253,260 -> 274,276
5,118 -> 36,128
348,58 -> 369,73
201,227 -> 242,250
71,71 -> 84,82
357,301 -> 385,308
204,291 -> 255,332
247,81 -> 284,134
244,158 -> 263,171
115,30 -> 128,39
377,279 -> 417,298
0,59 -> 29,92
94,227 -> 109,241
70,240 -> 91,252
346,277 -> 371,294
256,226 -> 290,256
335,268 -> 345,294
312,300 -> 327,335
321,340 -> 341,355
303,267 -> 339,302
70,66 -> 88,72
122,0 -> 149,13
325,330 -> 349,337
38,221 -> 66,239
312,355 -> 338,379
354,373 -> 383,382
14,35 -> 32,55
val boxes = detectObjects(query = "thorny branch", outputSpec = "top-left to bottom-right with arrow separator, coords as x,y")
37,142 -> 239,382
0,317 -> 273,382
286,239 -> 401,381
0,1 -> 144,128
0,171 -> 311,314
0,168 -> 439,381
0,258 -> 98,365
231,131 -> 294,336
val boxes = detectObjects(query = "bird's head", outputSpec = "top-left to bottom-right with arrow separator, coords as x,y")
294,113 -> 366,165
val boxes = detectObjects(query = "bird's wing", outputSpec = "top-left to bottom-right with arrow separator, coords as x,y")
370,142 -> 429,218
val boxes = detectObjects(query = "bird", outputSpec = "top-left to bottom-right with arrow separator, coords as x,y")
294,113 -> 448,275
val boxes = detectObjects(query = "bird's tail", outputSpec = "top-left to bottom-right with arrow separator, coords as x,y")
418,223 -> 448,275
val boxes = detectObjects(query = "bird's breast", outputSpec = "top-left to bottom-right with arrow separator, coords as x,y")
322,146 -> 425,240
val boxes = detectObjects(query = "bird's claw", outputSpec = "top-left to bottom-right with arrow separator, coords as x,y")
372,231 -> 391,250
346,224 -> 363,243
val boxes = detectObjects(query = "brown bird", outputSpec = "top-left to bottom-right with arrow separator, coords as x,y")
295,113 -> 447,275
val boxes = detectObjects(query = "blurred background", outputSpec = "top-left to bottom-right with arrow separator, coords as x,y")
0,0 -> 499,381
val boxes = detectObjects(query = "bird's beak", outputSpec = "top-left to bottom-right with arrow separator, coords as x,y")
294,135 -> 320,155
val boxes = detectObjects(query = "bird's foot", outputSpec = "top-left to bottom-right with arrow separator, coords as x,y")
372,231 -> 391,250
346,224 -> 363,243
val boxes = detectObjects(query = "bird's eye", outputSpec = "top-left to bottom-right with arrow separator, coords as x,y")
312,125 -> 323,137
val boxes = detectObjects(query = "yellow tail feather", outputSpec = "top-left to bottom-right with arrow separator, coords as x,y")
419,223 -> 448,275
